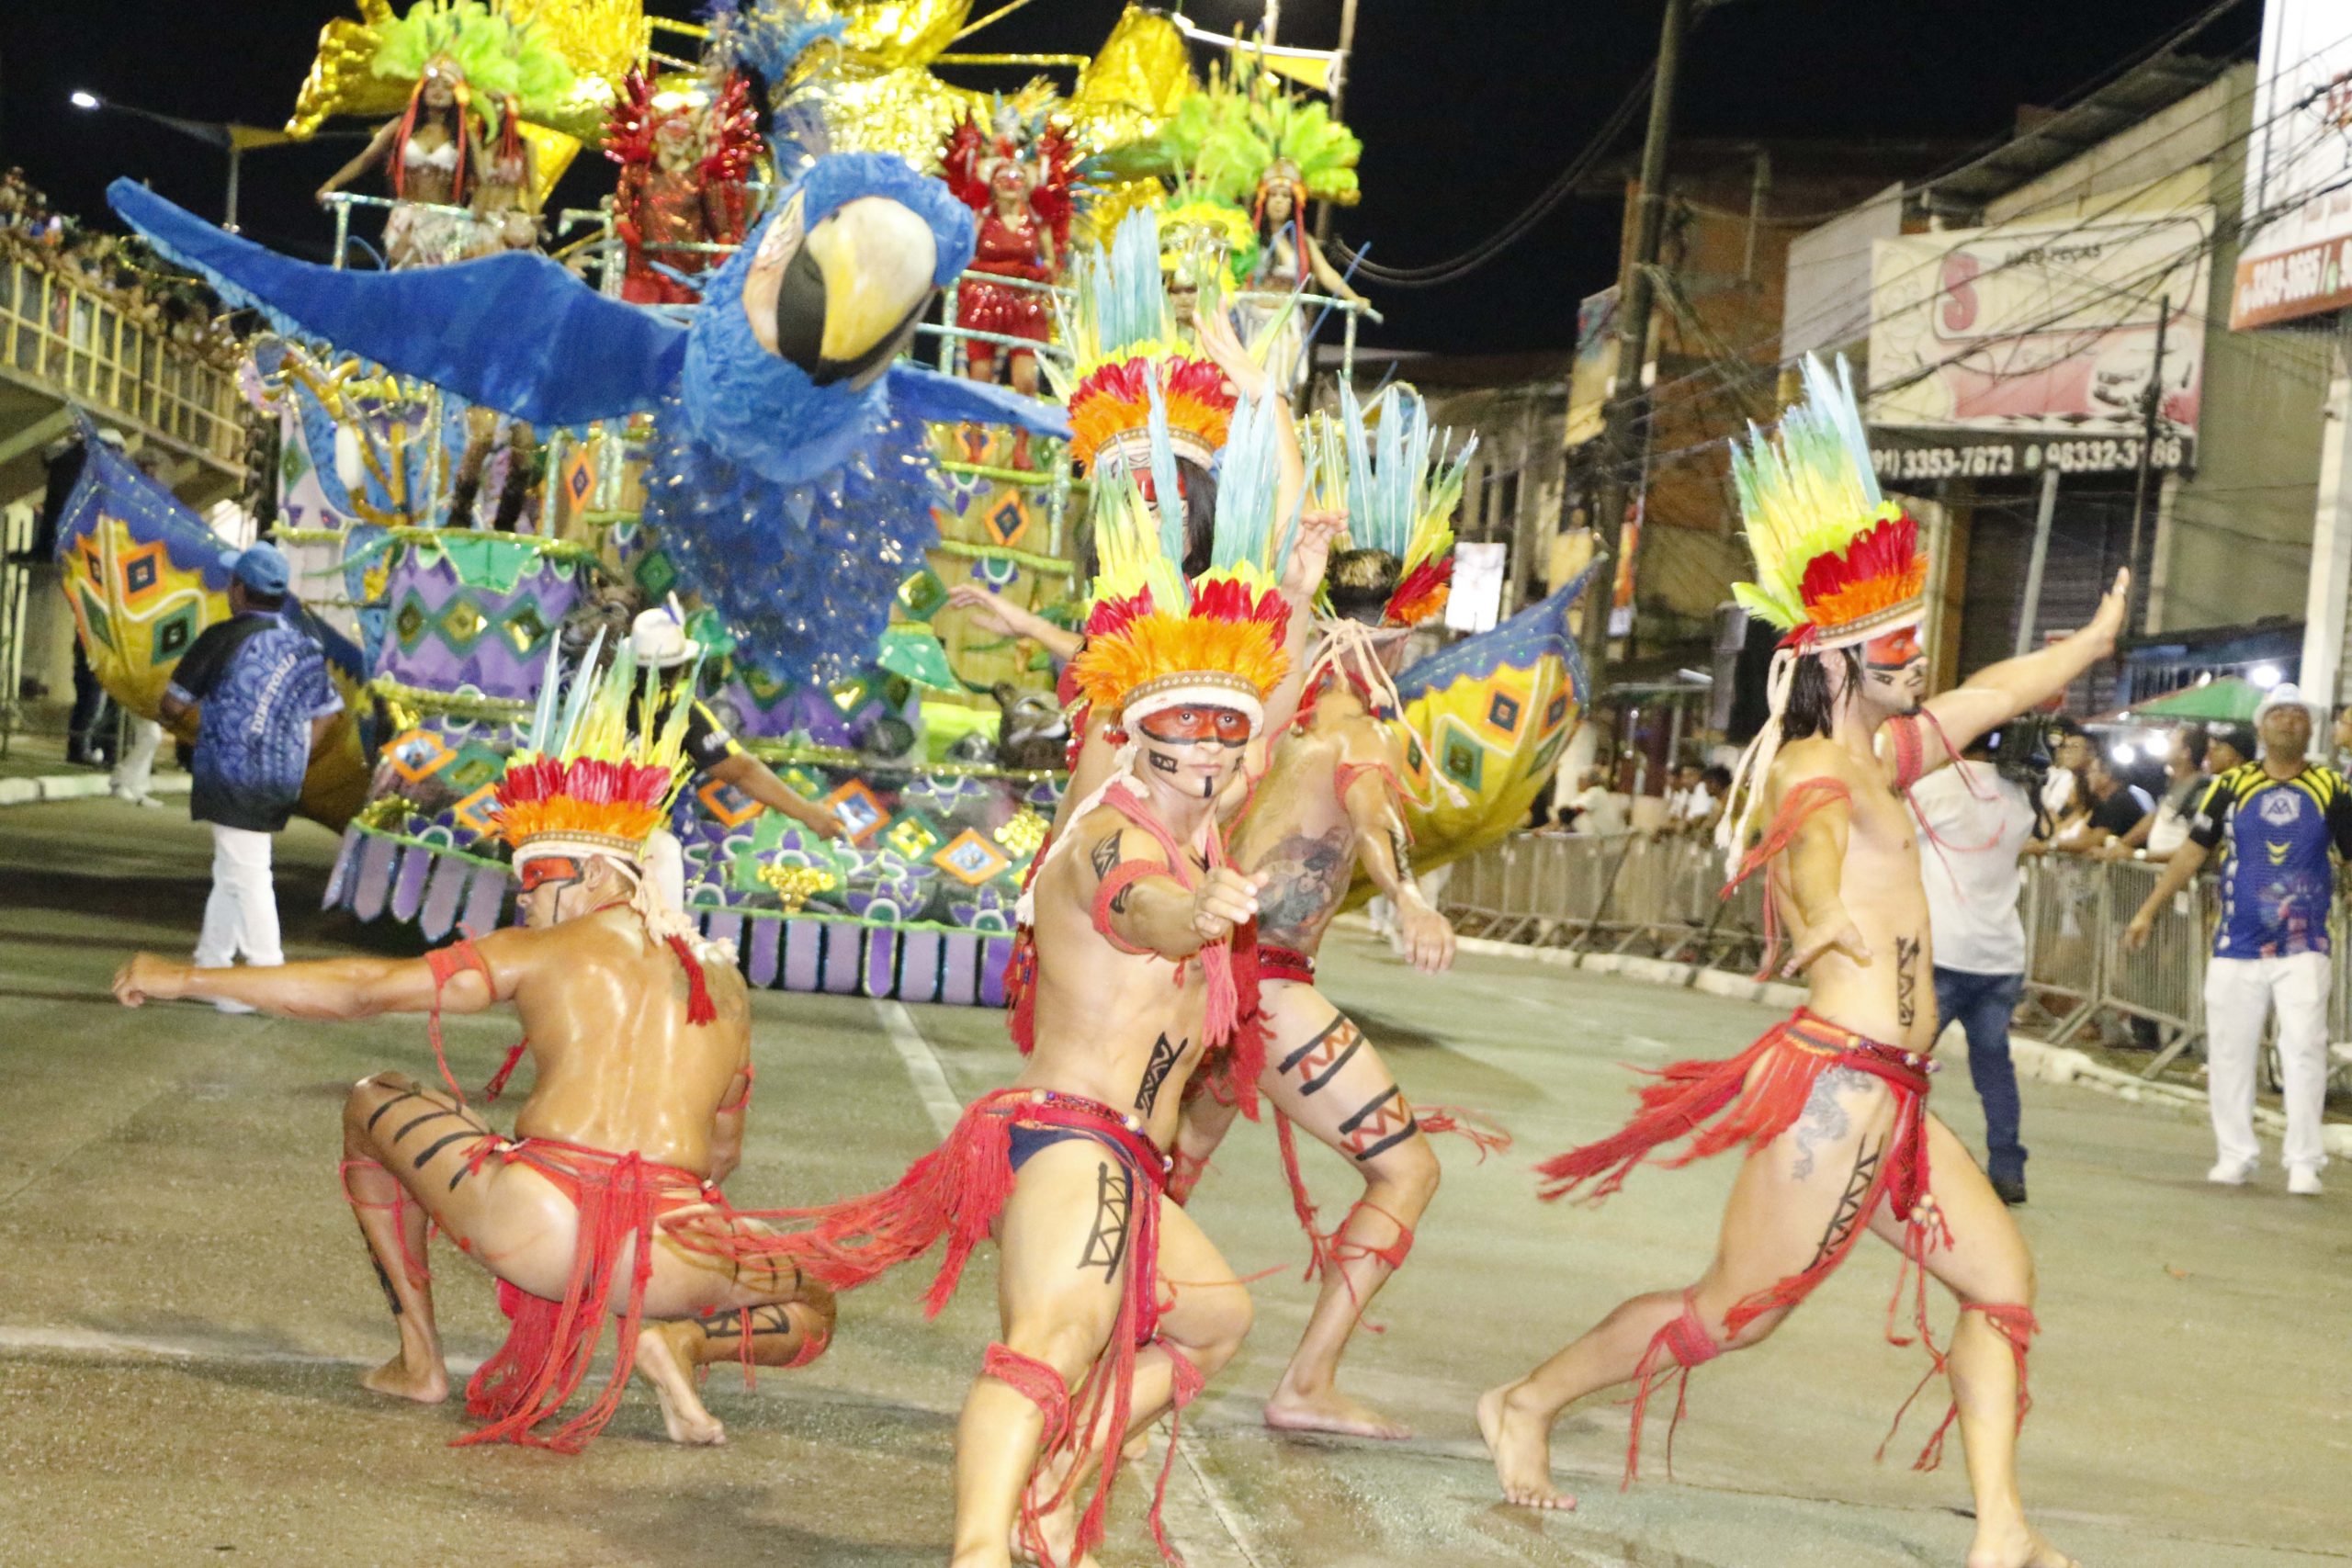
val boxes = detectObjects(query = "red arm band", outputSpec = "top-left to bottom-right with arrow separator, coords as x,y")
1091,861 -> 1177,955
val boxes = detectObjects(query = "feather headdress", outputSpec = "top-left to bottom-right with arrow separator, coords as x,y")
1049,207 -> 1235,475
1713,354 -> 1928,872
495,631 -> 697,867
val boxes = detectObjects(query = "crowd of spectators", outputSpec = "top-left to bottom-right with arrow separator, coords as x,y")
1,167 -> 239,369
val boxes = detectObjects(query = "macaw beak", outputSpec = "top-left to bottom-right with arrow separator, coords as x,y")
748,195 -> 940,390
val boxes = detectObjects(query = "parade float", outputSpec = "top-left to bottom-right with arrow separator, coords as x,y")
69,0 -> 1590,1005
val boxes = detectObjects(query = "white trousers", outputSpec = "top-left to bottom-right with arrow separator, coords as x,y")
111,717 -> 161,797
2203,951 -> 2331,1174
194,824 -> 284,970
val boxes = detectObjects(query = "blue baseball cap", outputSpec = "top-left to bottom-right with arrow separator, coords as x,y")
220,541 -> 290,597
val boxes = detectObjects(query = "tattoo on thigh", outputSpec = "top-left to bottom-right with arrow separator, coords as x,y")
1134,1032 -> 1185,1114
364,1090 -> 425,1134
1790,1065 -> 1860,1181
393,1106 -> 464,1144
1894,935 -> 1921,1031
698,1303 -> 796,1341
1337,1084 -> 1418,1161
412,1128 -> 485,1170
1806,1144 -> 1883,1271
1078,1163 -> 1132,1278
1278,1014 -> 1363,1095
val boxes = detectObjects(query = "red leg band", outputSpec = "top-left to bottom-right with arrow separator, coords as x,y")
1623,1292 -> 1722,1488
981,1342 -> 1071,1453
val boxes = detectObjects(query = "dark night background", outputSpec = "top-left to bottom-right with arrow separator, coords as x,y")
0,0 -> 2244,357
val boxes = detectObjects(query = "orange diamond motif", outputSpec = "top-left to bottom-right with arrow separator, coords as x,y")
933,828 -> 1012,886
385,728 -> 455,784
451,782 -> 502,839
824,779 -> 889,844
696,775 -> 763,829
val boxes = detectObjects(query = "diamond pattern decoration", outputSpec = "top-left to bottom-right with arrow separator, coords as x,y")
696,774 -> 764,829
450,782 -> 502,839
78,589 -> 116,651
119,543 -> 165,608
1543,690 -> 1572,732
933,828 -> 1012,886
633,548 -> 677,599
824,779 -> 888,844
884,809 -> 944,861
149,603 -> 199,664
442,742 -> 507,795
385,728 -> 455,784
392,593 -> 429,649
503,602 -> 550,655
1438,719 -> 1486,791
981,493 -> 1031,549
1486,691 -> 1522,736
436,597 -> 488,650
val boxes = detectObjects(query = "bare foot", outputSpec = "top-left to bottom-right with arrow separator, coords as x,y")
1967,1522 -> 2076,1568
1264,1382 -> 1413,1440
359,1348 -> 448,1404
1478,1382 -> 1574,1510
635,1321 -> 727,1446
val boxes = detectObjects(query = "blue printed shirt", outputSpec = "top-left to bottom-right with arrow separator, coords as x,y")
2186,761 -> 2352,959
166,610 -> 343,833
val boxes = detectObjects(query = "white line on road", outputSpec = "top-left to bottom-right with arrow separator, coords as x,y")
865,998 -> 1259,1568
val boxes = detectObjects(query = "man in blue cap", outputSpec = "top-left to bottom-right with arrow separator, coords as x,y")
157,542 -> 343,1011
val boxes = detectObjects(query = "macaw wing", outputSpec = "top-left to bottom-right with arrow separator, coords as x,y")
1370,564 -> 1600,888
109,180 -> 686,425
886,363 -> 1072,438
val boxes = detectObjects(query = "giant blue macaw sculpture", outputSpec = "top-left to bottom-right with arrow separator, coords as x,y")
109,153 -> 1069,685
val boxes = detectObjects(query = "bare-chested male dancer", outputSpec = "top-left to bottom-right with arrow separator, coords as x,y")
1165,398 -> 1520,1439
1480,359 -> 2115,1568
114,649 -> 832,1450
753,411 -> 1300,1567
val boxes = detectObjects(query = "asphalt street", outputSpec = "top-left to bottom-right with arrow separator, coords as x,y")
1,796 -> 2345,1567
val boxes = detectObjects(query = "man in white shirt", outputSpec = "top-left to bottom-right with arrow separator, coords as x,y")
1908,739 -> 2041,1204
1566,767 -> 1630,836
1664,761 -> 1714,834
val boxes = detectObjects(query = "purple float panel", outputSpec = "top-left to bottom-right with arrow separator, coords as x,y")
939,933 -> 980,1006
783,920 -> 823,991
896,931 -> 943,1004
864,929 -> 898,997
459,862 -> 509,936
702,911 -> 745,960
419,852 -> 470,942
745,918 -> 783,988
389,844 -> 434,923
820,926 -> 862,994
350,833 -> 401,921
978,937 -> 1012,1008
322,825 -> 363,909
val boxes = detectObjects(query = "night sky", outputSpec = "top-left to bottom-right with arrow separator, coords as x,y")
1,0 -> 2247,357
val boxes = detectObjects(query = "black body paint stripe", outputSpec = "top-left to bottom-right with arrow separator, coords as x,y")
395,1108 -> 462,1143
1337,1084 -> 1404,1135
365,1091 -> 424,1134
412,1130 -> 480,1169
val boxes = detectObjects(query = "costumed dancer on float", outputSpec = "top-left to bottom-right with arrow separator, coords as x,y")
940,98 -> 1077,402
1479,357 -> 2115,1568
754,396 -> 1303,1568
111,640 -> 835,1452
605,67 -> 763,306
315,2 -> 505,269
1166,383 -> 1494,1441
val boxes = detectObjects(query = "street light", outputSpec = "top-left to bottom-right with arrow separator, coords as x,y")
68,89 -> 324,233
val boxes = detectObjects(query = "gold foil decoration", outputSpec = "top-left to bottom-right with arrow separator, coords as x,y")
503,0 -> 650,86
992,809 -> 1048,857
757,862 -> 837,911
287,1 -> 405,138
516,121 -> 580,209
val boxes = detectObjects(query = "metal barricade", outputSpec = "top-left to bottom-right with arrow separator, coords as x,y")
2098,858 -> 2207,1067
2022,859 -> 2102,1041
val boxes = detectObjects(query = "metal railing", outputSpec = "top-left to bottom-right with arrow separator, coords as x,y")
0,256 -> 243,467
1437,832 -> 2352,1091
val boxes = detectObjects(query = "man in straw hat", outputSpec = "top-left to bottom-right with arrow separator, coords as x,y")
1481,357 -> 2121,1568
113,642 -> 834,1451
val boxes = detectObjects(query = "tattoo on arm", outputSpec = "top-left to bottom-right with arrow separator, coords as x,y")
1386,825 -> 1410,877
1805,1142 -> 1884,1271
1078,1163 -> 1133,1277
1894,935 -> 1921,1031
1134,1032 -> 1185,1115
1091,832 -> 1139,914
1789,1065 -> 1859,1181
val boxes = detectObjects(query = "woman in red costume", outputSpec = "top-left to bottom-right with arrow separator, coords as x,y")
941,102 -> 1075,397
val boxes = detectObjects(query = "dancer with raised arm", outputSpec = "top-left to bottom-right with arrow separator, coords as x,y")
1480,358 -> 2118,1568
114,645 -> 833,1451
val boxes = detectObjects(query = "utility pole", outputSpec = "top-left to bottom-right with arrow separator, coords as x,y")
1312,0 -> 1363,248
2125,294 -> 2170,637
1579,0 -> 1691,681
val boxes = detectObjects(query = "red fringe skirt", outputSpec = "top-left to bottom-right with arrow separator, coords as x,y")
1533,1010 -> 1968,1479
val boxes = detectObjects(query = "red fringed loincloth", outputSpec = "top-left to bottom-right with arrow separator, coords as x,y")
1259,942 -> 1317,986
741,1089 -> 1193,1567
455,1136 -> 717,1452
1533,1010 -> 1970,1482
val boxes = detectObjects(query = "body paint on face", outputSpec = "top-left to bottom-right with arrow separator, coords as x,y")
1860,625 -> 1926,712
518,855 -> 584,925
1136,705 -> 1255,799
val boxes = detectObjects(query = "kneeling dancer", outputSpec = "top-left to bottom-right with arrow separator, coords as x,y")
759,443 -> 1295,1568
113,648 -> 833,1450
1479,358 -> 2114,1568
